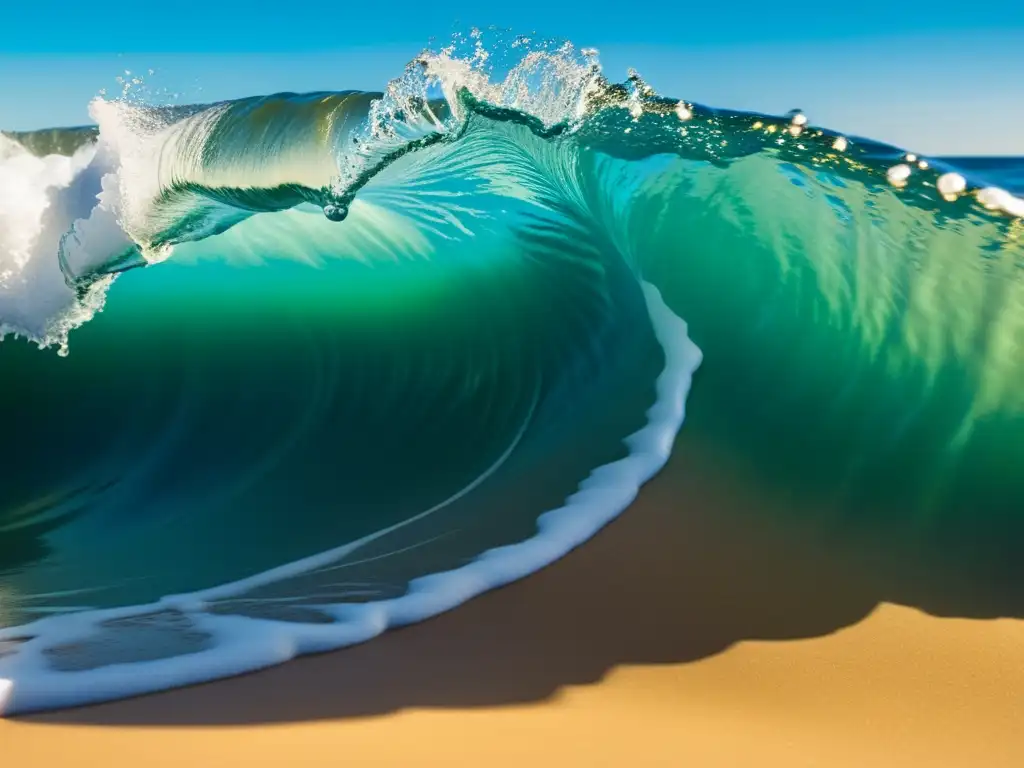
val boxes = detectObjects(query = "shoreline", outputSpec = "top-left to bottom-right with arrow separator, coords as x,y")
3,433 -> 1023,765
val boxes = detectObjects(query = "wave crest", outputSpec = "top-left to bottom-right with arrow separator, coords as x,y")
3,30 -> 1024,716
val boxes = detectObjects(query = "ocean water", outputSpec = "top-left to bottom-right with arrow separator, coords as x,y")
2,33 -> 1023,714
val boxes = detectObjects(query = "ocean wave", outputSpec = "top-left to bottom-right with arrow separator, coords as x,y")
2,30 -> 1024,714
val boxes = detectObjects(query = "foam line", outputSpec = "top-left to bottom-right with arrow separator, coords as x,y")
0,282 -> 701,716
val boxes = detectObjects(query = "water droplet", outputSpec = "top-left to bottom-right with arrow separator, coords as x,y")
887,164 -> 912,187
977,187 -> 1007,210
937,172 -> 967,198
832,136 -> 848,152
978,187 -> 1024,217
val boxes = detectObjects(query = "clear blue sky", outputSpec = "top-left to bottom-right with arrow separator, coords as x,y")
2,1 -> 1022,154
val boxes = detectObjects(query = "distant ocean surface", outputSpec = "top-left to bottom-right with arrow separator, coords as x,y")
2,32 -> 1024,714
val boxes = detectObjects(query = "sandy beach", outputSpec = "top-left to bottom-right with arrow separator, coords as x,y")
3,435 -> 1023,766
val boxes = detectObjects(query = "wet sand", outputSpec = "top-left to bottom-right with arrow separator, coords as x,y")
3,435 -> 1024,766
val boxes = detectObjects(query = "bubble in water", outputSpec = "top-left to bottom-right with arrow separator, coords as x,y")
323,203 -> 349,222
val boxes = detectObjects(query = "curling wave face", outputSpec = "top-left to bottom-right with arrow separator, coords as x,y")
1,31 -> 1024,714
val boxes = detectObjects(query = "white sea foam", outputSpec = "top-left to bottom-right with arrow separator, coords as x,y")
0,135 -> 112,351
0,101 -> 223,350
0,281 -> 701,715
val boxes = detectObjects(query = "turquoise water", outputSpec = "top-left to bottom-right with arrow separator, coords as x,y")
1,35 -> 1023,713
